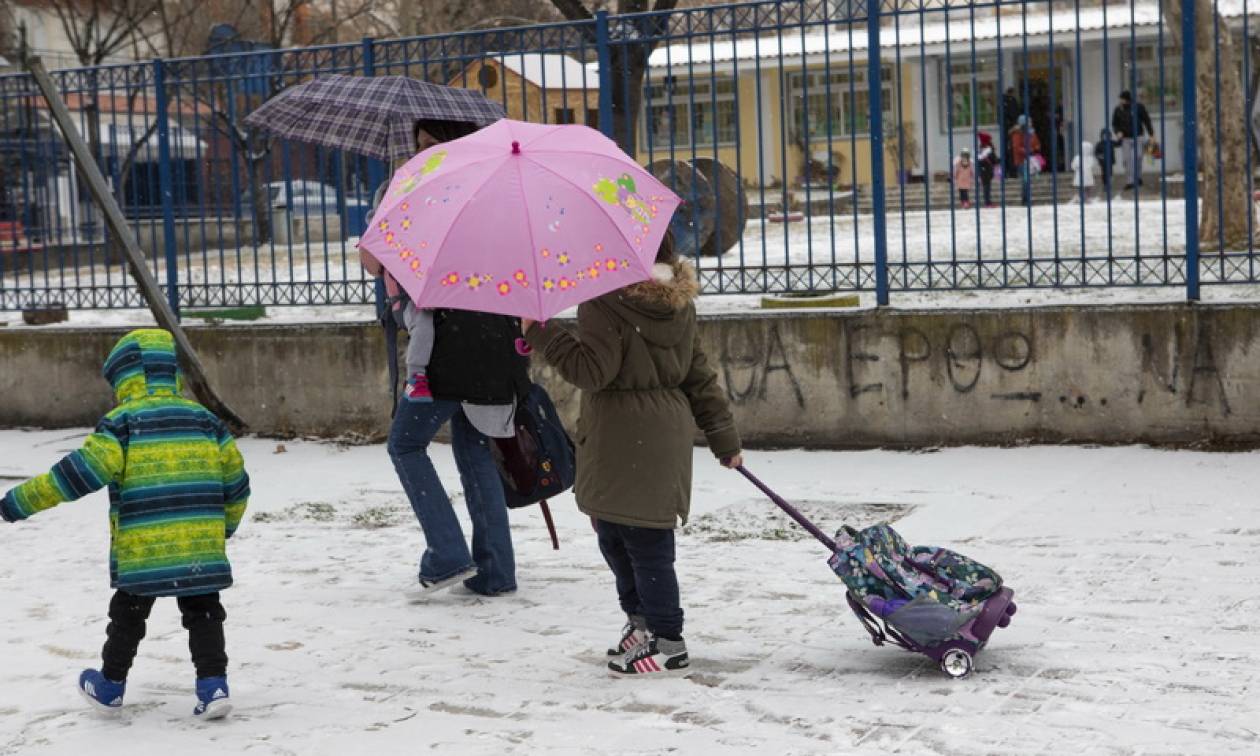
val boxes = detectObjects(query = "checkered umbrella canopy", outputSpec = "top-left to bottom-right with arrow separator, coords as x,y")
243,75 -> 506,161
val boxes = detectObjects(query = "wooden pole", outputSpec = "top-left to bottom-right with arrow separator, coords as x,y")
24,57 -> 246,430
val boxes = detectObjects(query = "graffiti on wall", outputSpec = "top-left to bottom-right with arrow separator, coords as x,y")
716,316 -> 1237,418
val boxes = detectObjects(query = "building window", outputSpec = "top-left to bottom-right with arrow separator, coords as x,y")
642,76 -> 737,150
585,108 -> 599,130
939,57 -> 999,131
554,108 -> 576,124
1122,42 -> 1182,114
787,64 -> 894,143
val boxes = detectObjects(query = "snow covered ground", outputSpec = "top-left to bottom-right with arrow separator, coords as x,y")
1,430 -> 1258,755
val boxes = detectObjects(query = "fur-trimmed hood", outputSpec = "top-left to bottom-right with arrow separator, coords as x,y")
596,258 -> 699,349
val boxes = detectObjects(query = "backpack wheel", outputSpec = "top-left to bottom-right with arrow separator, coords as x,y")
939,648 -> 974,679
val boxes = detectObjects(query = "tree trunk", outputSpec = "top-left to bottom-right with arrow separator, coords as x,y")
1164,0 -> 1252,252
608,46 -> 647,157
246,156 -> 271,245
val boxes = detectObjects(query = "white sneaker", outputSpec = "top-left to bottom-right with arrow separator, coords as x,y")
406,567 -> 478,601
607,615 -> 648,656
608,635 -> 689,676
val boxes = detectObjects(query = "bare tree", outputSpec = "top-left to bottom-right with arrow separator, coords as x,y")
378,0 -> 558,38
550,0 -> 680,156
1162,0 -> 1251,252
0,2 -> 18,63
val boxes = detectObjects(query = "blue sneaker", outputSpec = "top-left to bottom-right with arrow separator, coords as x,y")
78,669 -> 125,713
193,676 -> 232,720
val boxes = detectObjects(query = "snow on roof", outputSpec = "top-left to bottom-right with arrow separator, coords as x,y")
621,0 -> 1250,71
495,53 -> 595,89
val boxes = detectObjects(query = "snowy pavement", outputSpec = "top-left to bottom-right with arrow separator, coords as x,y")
1,431 -> 1258,755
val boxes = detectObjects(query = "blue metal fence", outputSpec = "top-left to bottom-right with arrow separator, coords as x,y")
0,0 -> 1255,313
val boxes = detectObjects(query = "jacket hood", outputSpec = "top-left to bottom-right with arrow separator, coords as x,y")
600,259 -> 700,348
1080,141 -> 1095,158
103,328 -> 184,403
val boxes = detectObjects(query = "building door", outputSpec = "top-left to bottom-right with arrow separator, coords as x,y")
1018,51 -> 1072,171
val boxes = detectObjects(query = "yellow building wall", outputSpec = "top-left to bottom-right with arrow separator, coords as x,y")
450,61 -> 599,126
634,73 -> 779,188
780,63 -> 916,189
635,63 -> 914,191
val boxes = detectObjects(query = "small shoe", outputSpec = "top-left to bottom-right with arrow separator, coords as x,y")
404,373 -> 434,403
193,676 -> 231,719
608,634 -> 689,676
459,576 -> 517,597
407,566 -> 478,601
607,615 -> 648,656
78,669 -> 125,713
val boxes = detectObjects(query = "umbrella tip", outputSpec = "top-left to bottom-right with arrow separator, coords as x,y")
511,141 -> 521,155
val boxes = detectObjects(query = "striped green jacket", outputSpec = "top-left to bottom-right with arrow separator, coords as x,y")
0,329 -> 249,597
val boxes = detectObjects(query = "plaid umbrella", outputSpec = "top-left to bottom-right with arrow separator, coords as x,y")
243,75 -> 506,161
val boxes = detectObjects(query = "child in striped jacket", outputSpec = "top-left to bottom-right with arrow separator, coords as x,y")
1,329 -> 250,719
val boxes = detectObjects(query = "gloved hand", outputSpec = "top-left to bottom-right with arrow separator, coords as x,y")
1,491 -> 18,523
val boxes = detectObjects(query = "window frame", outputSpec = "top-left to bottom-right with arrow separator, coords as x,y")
786,63 -> 895,142
641,74 -> 739,152
938,57 -> 1001,133
1120,41 -> 1183,118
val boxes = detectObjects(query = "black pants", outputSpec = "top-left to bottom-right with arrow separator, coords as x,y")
595,519 -> 683,641
958,189 -> 970,205
981,176 -> 993,205
101,590 -> 228,682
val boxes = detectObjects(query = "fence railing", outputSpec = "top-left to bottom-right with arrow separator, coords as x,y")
0,0 -> 1255,313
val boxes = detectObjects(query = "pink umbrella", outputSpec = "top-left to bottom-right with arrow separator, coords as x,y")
357,119 -> 682,321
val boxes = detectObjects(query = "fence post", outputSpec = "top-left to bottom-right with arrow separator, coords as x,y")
867,0 -> 890,305
361,37 -> 390,316
362,37 -> 385,192
595,11 -> 615,139
1181,0 -> 1199,301
153,59 -> 181,318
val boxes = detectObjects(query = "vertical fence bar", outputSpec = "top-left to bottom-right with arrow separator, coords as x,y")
153,59 -> 181,317
867,0 -> 889,305
1182,0 -> 1199,301
361,37 -> 388,314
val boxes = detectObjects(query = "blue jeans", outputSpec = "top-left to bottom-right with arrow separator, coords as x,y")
387,399 -> 516,595
596,519 -> 683,640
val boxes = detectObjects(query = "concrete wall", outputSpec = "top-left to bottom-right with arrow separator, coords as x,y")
2,304 -> 1259,446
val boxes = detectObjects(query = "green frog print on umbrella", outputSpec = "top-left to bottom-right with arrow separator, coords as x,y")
593,173 -> 658,229
393,150 -> 449,196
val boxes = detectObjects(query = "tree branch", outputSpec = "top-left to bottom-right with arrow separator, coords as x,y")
551,0 -> 595,23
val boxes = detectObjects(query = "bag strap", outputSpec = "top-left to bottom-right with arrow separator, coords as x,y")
375,278 -> 401,417
540,500 -> 559,550
846,593 -> 887,647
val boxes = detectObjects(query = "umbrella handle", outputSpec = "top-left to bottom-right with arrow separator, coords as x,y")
732,464 -> 837,552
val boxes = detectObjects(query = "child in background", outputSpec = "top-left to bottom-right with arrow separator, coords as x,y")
522,231 -> 743,676
977,132 -> 998,207
1,329 -> 250,719
1096,128 -> 1119,200
1072,141 -> 1097,203
953,149 -> 975,209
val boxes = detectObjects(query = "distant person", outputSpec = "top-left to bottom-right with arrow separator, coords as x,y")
977,132 -> 999,207
1010,115 -> 1041,207
1054,105 -> 1067,172
1072,140 -> 1097,203
1001,87 -> 1023,175
1111,90 -> 1156,192
1096,128 -> 1120,200
1,329 -> 250,720
953,149 -> 975,209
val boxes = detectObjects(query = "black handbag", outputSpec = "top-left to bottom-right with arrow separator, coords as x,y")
490,384 -> 576,549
